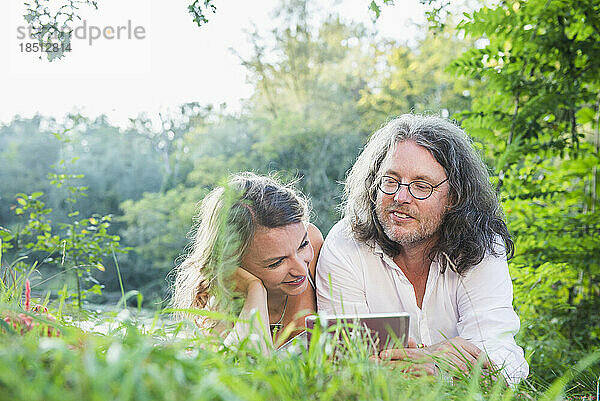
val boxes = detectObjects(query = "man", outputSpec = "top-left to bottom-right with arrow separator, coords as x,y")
316,114 -> 529,385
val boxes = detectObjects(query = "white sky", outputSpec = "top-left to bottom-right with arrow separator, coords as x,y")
0,0 -> 427,128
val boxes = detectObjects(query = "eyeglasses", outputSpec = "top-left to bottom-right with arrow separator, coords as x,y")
377,175 -> 448,200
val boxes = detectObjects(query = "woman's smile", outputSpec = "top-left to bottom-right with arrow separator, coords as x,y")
283,275 -> 306,286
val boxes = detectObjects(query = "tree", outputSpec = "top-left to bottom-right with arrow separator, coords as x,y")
60,115 -> 164,216
357,25 -> 479,130
0,130 -> 128,309
452,0 -> 600,385
128,103 -> 209,192
22,0 -> 99,61
117,185 -> 207,300
187,0 -> 396,28
0,116 -> 61,225
238,0 -> 377,230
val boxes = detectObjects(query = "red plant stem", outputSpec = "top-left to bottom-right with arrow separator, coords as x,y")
25,280 -> 31,312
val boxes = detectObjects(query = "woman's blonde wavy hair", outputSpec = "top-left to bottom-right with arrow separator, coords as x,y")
171,172 -> 309,327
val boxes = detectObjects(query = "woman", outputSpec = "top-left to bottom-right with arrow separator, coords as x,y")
172,172 -> 323,349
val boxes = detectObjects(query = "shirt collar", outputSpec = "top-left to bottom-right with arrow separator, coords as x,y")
369,240 -> 405,274
369,239 -> 442,274
370,239 -> 384,256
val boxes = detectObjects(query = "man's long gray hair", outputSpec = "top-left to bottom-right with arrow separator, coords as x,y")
344,114 -> 514,274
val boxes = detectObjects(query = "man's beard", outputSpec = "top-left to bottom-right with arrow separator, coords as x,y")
375,202 -> 444,247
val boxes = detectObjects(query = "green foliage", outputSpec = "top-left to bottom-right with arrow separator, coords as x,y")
0,323 -> 481,400
131,103 -> 210,192
0,281 -> 598,401
368,0 -> 395,20
2,191 -> 50,251
0,116 -> 62,225
23,0 -> 99,62
453,0 -> 600,386
188,0 -> 217,27
358,24 -> 477,129
419,0 -> 452,31
452,0 -> 600,162
0,115 -> 164,226
236,5 -> 377,230
0,130 -> 128,309
187,0 -> 397,28
119,185 -> 206,272
0,116 -> 166,298
505,146 -> 600,386
2,190 -> 124,307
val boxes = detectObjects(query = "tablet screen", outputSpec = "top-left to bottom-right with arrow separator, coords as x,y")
305,312 -> 409,352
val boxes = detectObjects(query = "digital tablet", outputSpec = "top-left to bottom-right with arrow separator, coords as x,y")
305,312 -> 410,352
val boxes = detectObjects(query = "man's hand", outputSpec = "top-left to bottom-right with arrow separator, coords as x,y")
378,336 -> 491,376
233,267 -> 264,294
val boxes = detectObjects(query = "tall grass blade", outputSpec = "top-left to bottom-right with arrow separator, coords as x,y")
539,350 -> 600,401
111,244 -> 126,309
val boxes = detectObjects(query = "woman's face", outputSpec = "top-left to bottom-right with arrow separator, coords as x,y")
240,222 -> 313,296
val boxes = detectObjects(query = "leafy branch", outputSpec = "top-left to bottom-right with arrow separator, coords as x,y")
23,0 -> 99,62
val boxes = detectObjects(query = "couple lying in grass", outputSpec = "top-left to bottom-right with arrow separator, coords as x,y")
171,114 -> 529,386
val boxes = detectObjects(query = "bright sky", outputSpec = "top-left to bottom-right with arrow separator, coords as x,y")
0,0 -> 427,128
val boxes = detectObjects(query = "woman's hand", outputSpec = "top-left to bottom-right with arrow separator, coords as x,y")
224,268 -> 272,353
378,336 -> 491,376
233,267 -> 264,294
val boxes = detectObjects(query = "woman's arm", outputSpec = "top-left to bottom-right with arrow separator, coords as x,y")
223,268 -> 273,353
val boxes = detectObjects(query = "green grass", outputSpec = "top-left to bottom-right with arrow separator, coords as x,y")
0,323 -> 510,401
1,263 -> 598,401
1,300 -> 598,401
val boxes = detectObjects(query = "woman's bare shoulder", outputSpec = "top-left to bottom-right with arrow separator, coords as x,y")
307,223 -> 323,277
307,223 -> 324,247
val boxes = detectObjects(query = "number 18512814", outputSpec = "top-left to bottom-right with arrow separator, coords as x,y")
19,42 -> 72,53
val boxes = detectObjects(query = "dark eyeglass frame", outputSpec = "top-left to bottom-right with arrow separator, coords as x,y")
377,175 -> 448,200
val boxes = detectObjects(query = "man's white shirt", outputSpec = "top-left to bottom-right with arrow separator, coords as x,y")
316,218 -> 529,385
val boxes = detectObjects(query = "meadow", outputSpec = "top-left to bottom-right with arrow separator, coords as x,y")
2,0 -> 599,399
1,247 -> 599,401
